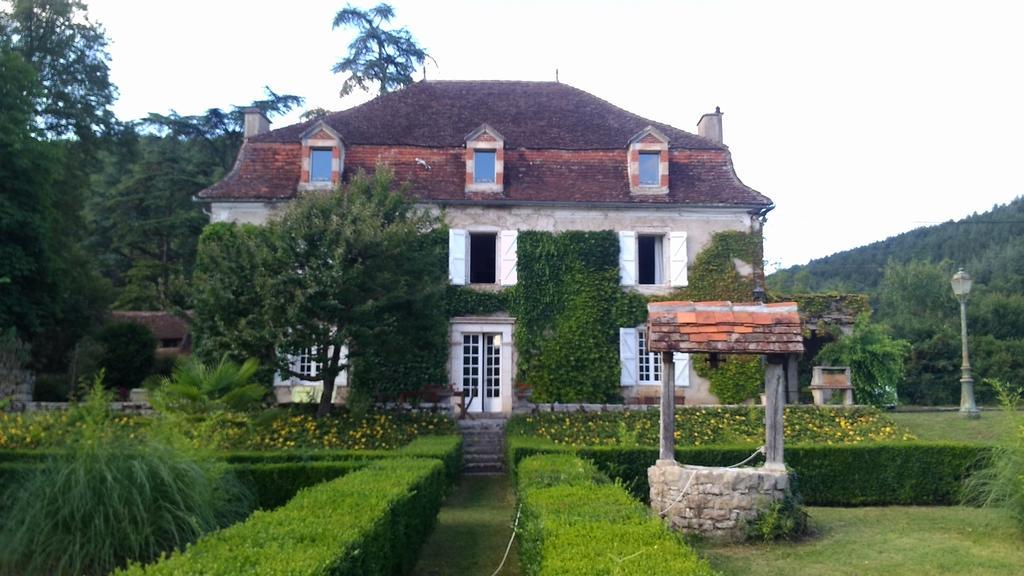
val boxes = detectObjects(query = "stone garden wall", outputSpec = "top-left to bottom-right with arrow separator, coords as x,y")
0,367 -> 34,410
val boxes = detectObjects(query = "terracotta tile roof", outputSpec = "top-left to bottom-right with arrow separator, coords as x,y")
198,81 -> 771,208
647,301 -> 804,354
252,81 -> 723,150
109,311 -> 190,341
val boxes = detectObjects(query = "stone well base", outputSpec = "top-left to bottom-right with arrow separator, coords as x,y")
648,459 -> 788,540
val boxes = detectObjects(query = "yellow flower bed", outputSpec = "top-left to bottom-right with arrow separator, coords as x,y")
507,406 -> 915,448
0,409 -> 456,451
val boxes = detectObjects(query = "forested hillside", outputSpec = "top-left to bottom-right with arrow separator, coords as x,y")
770,198 -> 1024,295
770,197 -> 1024,404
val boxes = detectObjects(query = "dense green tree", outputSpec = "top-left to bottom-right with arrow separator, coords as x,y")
262,168 -> 447,416
86,88 -> 303,310
332,3 -> 431,96
0,46 -> 56,340
1,0 -> 116,141
191,222 -> 278,384
816,315 -> 910,406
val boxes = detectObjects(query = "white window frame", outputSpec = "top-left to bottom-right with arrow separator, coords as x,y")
620,230 -> 687,288
449,228 -> 518,287
620,326 -> 689,388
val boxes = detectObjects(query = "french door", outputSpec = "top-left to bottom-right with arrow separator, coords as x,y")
462,333 -> 502,413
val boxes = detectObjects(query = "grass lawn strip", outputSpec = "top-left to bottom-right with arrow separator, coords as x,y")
889,411 -> 1016,444
702,506 -> 1024,576
411,475 -> 522,576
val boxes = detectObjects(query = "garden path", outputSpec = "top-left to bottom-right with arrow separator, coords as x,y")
412,474 -> 522,576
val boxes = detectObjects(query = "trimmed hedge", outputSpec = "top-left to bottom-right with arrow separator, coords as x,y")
517,454 -> 717,576
233,461 -> 369,510
0,435 -> 462,512
117,458 -> 446,576
509,438 -> 989,506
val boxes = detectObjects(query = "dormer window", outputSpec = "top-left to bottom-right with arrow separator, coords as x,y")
298,121 -> 344,192
310,149 -> 333,182
628,126 -> 669,195
638,152 -> 661,186
465,124 -> 504,194
473,150 -> 497,184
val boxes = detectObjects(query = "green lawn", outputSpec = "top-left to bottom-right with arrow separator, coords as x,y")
703,506 -> 1023,576
890,410 -> 1017,444
412,475 -> 521,576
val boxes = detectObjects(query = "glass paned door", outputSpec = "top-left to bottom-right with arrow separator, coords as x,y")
462,333 -> 502,412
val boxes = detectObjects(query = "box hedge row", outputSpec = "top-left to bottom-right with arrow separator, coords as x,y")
0,435 -> 462,511
509,438 -> 989,505
116,457 -> 447,576
517,454 -> 717,576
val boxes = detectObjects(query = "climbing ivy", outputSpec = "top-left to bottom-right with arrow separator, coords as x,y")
692,354 -> 765,404
659,230 -> 761,303
443,229 -> 766,403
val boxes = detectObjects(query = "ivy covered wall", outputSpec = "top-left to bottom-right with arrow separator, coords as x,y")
445,229 -> 768,403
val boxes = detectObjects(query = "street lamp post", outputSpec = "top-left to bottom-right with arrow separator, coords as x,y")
950,268 -> 980,418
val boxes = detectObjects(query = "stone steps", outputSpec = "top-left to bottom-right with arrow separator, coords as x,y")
459,418 -> 507,475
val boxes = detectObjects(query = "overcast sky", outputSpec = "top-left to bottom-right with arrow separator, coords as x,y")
88,0 -> 1024,270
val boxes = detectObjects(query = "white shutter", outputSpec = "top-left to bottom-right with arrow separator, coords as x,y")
448,229 -> 467,285
619,328 -> 638,386
499,230 -> 518,286
619,231 -> 637,286
670,231 -> 688,287
338,345 -> 349,387
673,352 -> 690,388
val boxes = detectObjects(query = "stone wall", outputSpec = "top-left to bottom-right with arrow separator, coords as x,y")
648,460 -> 788,540
0,367 -> 34,410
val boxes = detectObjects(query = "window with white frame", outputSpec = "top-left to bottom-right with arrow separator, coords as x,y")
637,327 -> 662,384
637,234 -> 664,285
620,326 -> 690,387
638,151 -> 661,186
295,347 -> 321,378
473,150 -> 497,184
449,229 -> 518,286
619,231 -> 687,288
469,232 -> 497,284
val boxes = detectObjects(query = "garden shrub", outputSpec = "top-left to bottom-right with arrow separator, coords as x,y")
0,383 -> 253,576
153,355 -> 266,414
962,379 -> 1024,528
745,494 -> 809,542
118,457 -> 446,576
815,314 -> 911,407
95,321 -> 158,391
508,437 -> 988,506
517,454 -> 717,576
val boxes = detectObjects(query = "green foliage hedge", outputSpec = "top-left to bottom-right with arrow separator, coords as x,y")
509,438 -> 988,506
233,461 -> 368,510
118,458 -> 446,576
1,435 -> 462,510
517,454 -> 717,576
693,354 -> 764,404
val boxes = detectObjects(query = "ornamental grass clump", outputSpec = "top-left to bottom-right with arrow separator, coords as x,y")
962,379 -> 1024,529
0,376 -> 253,576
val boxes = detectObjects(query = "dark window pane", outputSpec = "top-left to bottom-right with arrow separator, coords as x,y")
469,233 -> 497,284
310,149 -> 333,182
638,235 -> 658,284
639,152 -> 660,186
474,150 -> 496,183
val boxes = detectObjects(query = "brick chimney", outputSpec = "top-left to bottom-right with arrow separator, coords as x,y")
697,106 -> 723,144
243,107 -> 270,138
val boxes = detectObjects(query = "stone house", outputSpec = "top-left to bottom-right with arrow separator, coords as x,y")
197,81 -> 773,414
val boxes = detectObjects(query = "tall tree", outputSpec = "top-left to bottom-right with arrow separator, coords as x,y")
0,45 -> 57,340
86,88 -> 303,310
332,3 -> 431,96
1,0 -> 116,142
262,168 -> 447,416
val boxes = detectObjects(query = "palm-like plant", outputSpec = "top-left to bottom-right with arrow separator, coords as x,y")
156,356 -> 265,414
